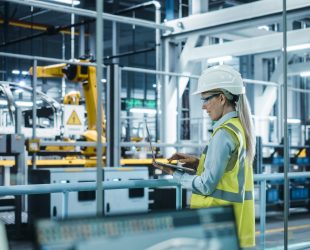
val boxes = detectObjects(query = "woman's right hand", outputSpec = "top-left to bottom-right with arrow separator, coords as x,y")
168,153 -> 199,170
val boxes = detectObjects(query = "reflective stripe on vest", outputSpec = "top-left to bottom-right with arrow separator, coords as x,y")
208,122 -> 252,202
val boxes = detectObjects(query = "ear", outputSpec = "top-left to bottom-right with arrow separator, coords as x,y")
220,93 -> 226,105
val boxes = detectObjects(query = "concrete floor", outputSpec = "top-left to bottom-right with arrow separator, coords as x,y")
255,211 -> 310,250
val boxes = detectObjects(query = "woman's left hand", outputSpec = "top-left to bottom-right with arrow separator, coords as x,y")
152,161 -> 175,175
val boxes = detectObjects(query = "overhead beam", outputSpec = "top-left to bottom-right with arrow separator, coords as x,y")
187,28 -> 310,61
164,0 -> 310,38
5,0 -> 173,31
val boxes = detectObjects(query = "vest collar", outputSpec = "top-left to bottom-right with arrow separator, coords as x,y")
212,111 -> 238,131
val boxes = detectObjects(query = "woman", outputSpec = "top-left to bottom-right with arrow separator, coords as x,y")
153,65 -> 256,248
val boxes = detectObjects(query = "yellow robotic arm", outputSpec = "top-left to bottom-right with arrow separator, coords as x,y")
64,91 -> 80,105
29,60 -> 106,156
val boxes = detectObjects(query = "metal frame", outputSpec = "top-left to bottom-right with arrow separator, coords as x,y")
182,28 -> 310,62
282,1 -> 289,249
95,0 -> 104,215
164,0 -> 310,38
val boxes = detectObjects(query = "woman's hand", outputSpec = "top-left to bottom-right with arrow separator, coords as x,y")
152,161 -> 174,175
168,152 -> 199,170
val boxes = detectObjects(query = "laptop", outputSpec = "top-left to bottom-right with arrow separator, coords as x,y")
145,122 -> 195,174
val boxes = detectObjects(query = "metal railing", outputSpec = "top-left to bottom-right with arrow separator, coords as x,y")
1,172 -> 310,249
254,171 -> 310,250
0,179 -> 182,219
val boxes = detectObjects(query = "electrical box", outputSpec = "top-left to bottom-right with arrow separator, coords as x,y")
0,134 -> 7,153
103,167 -> 149,215
8,134 -> 25,154
28,167 -> 149,221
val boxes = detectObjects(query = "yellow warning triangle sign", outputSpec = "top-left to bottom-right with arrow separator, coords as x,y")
67,110 -> 82,125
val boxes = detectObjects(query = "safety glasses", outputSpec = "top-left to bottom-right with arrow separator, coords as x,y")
201,93 -> 221,105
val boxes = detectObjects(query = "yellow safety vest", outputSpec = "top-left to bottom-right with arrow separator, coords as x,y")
190,117 -> 255,248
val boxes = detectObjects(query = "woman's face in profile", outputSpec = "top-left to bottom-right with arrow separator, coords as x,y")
201,92 -> 224,121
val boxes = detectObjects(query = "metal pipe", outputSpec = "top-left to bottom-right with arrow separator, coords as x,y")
175,185 -> 182,210
61,33 -> 66,98
154,1 -> 161,143
5,0 -> 173,31
259,179 -> 266,250
261,144 -> 309,149
71,3 -> 75,60
289,87 -> 310,94
0,51 -> 98,66
0,179 -> 181,195
2,172 -> 310,196
254,172 -> 310,181
282,1 -> 289,249
112,21 -> 118,64
176,76 -> 181,151
119,142 -> 204,148
115,1 -> 161,14
105,47 -> 155,60
62,191 -> 69,219
243,79 -> 279,86
40,141 -> 100,147
106,66 -> 111,167
95,0 -> 104,216
78,20 -> 85,57
32,59 -> 37,170
114,65 -> 121,165
106,64 -> 121,167
121,66 -> 200,78
19,9 -> 50,21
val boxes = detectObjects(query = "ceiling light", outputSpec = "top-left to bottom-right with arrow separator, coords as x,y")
300,71 -> 310,77
15,89 -> 23,94
287,118 -> 301,124
258,25 -> 269,31
287,43 -> 310,52
18,80 -> 26,86
207,56 -> 232,64
21,71 -> 29,76
48,0 -> 80,6
15,101 -> 33,107
12,70 -> 20,75
129,108 -> 157,114
0,100 -> 8,105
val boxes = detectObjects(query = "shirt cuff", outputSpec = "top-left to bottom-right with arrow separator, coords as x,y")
173,171 -> 195,190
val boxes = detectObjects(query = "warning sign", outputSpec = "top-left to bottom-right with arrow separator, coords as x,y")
63,105 -> 85,137
66,110 -> 82,125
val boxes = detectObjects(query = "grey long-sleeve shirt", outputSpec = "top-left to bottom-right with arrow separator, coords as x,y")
173,111 -> 238,196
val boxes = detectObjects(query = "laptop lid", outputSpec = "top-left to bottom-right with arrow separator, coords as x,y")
145,121 -> 156,161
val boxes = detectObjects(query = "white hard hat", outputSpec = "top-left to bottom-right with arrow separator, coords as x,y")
192,65 -> 245,95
